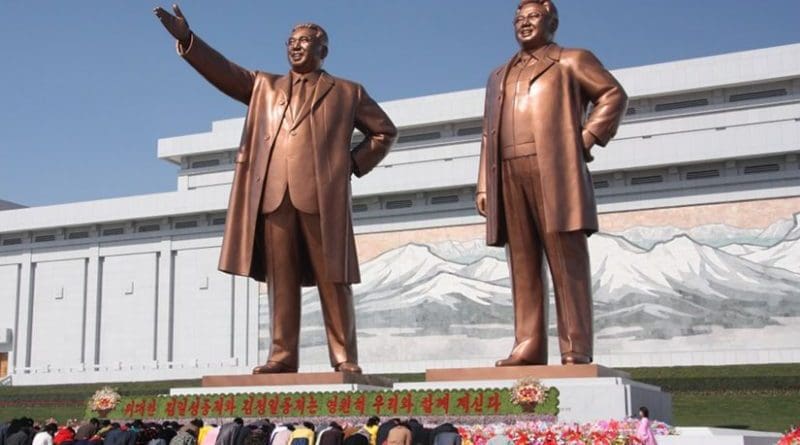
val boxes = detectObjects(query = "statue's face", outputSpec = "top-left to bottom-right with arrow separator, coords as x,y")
286,28 -> 326,74
514,3 -> 552,51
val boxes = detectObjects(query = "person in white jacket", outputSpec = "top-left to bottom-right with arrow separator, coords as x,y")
32,424 -> 58,445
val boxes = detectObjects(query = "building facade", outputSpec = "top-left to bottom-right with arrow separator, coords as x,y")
1,44 -> 799,385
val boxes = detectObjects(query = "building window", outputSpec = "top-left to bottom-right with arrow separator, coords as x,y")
630,175 -> 664,185
34,234 -> 56,243
686,169 -> 721,180
211,217 -> 226,226
397,132 -> 441,144
430,195 -> 460,205
138,224 -> 161,233
174,220 -> 198,229
2,238 -> 22,246
593,180 -> 610,189
68,231 -> 90,240
352,203 -> 369,212
729,89 -> 787,103
743,164 -> 780,175
102,227 -> 124,236
625,107 -> 637,116
191,159 -> 221,169
385,199 -> 413,210
654,98 -> 708,112
456,126 -> 483,137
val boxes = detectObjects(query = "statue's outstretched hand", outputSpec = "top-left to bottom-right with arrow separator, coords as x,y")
153,4 -> 191,43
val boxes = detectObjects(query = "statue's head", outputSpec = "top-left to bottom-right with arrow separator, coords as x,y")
514,0 -> 558,51
286,23 -> 328,74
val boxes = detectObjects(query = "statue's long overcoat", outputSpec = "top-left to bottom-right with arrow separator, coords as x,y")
477,44 -> 628,245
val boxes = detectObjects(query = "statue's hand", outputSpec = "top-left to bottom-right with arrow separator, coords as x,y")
153,4 -> 191,43
475,192 -> 488,217
581,130 -> 596,163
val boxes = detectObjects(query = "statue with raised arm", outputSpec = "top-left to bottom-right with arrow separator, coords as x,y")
476,0 -> 627,366
154,5 -> 397,374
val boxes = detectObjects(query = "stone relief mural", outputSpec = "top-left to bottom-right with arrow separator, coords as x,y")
279,207 -> 800,367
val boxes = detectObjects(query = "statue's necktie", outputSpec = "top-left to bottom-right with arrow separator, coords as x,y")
292,77 -> 308,120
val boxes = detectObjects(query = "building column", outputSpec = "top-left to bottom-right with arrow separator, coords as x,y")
14,253 -> 34,371
155,240 -> 174,364
83,245 -> 101,369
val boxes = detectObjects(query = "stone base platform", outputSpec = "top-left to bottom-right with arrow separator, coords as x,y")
174,366 -> 670,425
398,376 -> 672,424
201,371 -> 393,388
426,364 -> 629,381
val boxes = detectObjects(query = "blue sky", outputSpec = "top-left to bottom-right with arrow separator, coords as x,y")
1,1 -> 798,207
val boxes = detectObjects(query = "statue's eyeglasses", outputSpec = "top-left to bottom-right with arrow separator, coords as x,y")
286,36 -> 314,47
514,12 -> 544,25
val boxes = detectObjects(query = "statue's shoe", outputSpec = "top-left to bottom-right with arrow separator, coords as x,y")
252,361 -> 298,374
334,362 -> 362,373
561,354 -> 592,365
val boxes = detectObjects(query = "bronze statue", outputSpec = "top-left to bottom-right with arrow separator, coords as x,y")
155,5 -> 397,374
476,0 -> 627,366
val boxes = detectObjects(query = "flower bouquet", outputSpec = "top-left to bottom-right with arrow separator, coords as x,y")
509,376 -> 548,412
88,386 -> 121,418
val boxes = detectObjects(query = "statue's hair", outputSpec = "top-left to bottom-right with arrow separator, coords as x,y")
517,0 -> 559,35
291,23 -> 329,51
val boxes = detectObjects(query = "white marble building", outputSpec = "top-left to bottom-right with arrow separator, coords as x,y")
1,44 -> 799,385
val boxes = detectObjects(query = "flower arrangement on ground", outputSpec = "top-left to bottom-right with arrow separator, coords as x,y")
779,425 -> 800,445
456,419 -> 673,445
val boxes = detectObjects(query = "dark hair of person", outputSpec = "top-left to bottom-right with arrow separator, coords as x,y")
366,417 -> 380,427
190,419 -> 204,429
233,418 -> 244,426
8,419 -> 23,434
639,406 -> 650,418
243,432 -> 265,445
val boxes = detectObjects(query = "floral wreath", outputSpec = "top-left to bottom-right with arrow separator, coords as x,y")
509,376 -> 549,407
88,386 -> 121,412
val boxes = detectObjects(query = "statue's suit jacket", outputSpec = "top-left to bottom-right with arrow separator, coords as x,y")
477,43 -> 627,246
178,35 -> 397,284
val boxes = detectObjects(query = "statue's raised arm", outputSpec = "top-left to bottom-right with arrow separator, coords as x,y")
153,4 -> 255,105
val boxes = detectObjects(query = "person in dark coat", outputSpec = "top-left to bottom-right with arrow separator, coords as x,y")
216,419 -> 250,445
158,423 -> 177,445
427,425 -> 460,445
375,420 -> 399,445
5,420 -> 29,445
104,425 -> 129,445
74,420 -> 99,442
403,421 -> 427,445
0,420 -> 9,445
341,435 -> 367,445
317,423 -> 343,445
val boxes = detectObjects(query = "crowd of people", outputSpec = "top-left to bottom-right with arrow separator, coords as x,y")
0,417 -> 464,445
0,409 -> 662,445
